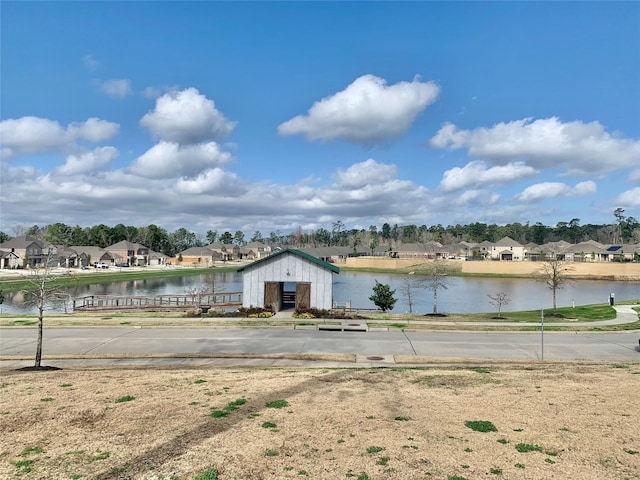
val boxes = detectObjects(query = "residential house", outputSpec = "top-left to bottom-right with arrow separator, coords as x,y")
393,241 -> 443,259
206,242 -> 240,261
299,246 -> 351,263
70,246 -> 117,267
0,235 -> 51,267
107,241 -> 151,266
488,236 -> 525,261
0,250 -> 20,269
240,241 -> 272,260
175,246 -> 223,266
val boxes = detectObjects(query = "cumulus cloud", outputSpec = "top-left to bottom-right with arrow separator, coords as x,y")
429,117 -> 640,175
0,116 -> 119,160
616,187 -> 640,207
455,189 -> 500,205
278,74 -> 440,145
130,141 -> 233,179
67,118 -> 120,143
439,160 -> 537,192
515,180 -> 597,202
54,146 -> 119,176
175,168 -> 247,195
334,158 -> 398,189
140,88 -> 236,144
96,79 -> 133,98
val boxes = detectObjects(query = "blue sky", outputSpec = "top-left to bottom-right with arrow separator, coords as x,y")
1,1 -> 639,237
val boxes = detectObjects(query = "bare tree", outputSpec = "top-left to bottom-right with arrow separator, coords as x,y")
534,256 -> 574,315
21,251 -> 75,367
185,276 -> 225,308
420,258 -> 455,315
487,292 -> 511,319
400,274 -> 427,313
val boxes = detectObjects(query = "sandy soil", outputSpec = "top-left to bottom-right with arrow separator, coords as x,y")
1,364 -> 639,480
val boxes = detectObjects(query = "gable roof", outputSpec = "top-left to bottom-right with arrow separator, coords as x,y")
494,236 -> 522,247
238,248 -> 340,274
0,235 -> 47,250
108,240 -> 149,251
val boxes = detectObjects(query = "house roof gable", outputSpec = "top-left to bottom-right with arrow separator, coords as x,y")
494,236 -> 522,247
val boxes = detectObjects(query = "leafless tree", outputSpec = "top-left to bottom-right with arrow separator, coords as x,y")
420,257 -> 455,315
400,274 -> 427,313
487,292 -> 511,319
185,276 -> 225,307
21,252 -> 75,367
534,256 -> 574,315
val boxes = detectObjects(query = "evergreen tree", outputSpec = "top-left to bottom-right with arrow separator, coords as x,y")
369,280 -> 397,312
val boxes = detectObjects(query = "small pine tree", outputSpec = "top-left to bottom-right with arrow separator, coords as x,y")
369,280 -> 397,312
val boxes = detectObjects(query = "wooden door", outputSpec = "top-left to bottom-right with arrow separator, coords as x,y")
296,282 -> 311,310
264,282 -> 280,311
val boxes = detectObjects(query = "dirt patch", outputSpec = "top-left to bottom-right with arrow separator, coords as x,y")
1,364 -> 639,479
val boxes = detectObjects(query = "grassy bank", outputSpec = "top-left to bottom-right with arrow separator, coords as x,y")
0,266 -> 239,292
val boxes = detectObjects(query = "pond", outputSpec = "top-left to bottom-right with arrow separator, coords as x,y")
1,270 -> 638,314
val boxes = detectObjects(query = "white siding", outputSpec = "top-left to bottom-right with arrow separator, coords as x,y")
242,252 -> 335,309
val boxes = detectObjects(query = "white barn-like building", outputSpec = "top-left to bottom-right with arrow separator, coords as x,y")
239,249 -> 339,311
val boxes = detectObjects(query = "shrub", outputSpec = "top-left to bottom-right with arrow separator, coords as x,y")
465,420 -> 497,432
186,308 -> 202,317
266,399 -> 289,409
238,306 -> 274,317
293,305 -> 364,320
515,443 -> 542,453
115,395 -> 135,403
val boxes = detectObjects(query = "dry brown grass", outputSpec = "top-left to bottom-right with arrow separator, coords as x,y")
1,364 -> 639,480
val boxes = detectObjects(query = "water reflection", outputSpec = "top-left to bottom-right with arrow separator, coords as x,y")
1,270 -> 638,314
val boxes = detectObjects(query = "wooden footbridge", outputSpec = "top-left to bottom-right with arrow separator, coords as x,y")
72,292 -> 242,313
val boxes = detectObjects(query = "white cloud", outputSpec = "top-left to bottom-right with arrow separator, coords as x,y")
82,54 -> 100,71
616,187 -> 640,207
67,117 -> 120,143
334,158 -> 397,189
96,79 -> 133,99
54,146 -> 119,176
0,116 -> 119,160
515,180 -> 597,202
429,117 -> 640,175
130,141 -> 233,179
439,160 -> 537,192
628,169 -> 640,183
278,74 -> 440,145
455,189 -> 500,205
175,168 -> 247,195
140,88 -> 236,144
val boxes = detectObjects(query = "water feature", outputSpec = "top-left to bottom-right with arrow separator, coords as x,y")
1,270 -> 638,314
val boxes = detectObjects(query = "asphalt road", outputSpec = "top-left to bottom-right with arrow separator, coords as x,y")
1,326 -> 638,368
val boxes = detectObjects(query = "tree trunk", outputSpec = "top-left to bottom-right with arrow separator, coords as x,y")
433,289 -> 438,314
35,307 -> 43,367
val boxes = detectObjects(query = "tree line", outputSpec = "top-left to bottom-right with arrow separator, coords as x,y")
2,211 -> 637,258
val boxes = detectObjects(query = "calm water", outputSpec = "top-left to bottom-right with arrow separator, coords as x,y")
2,270 -> 638,315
